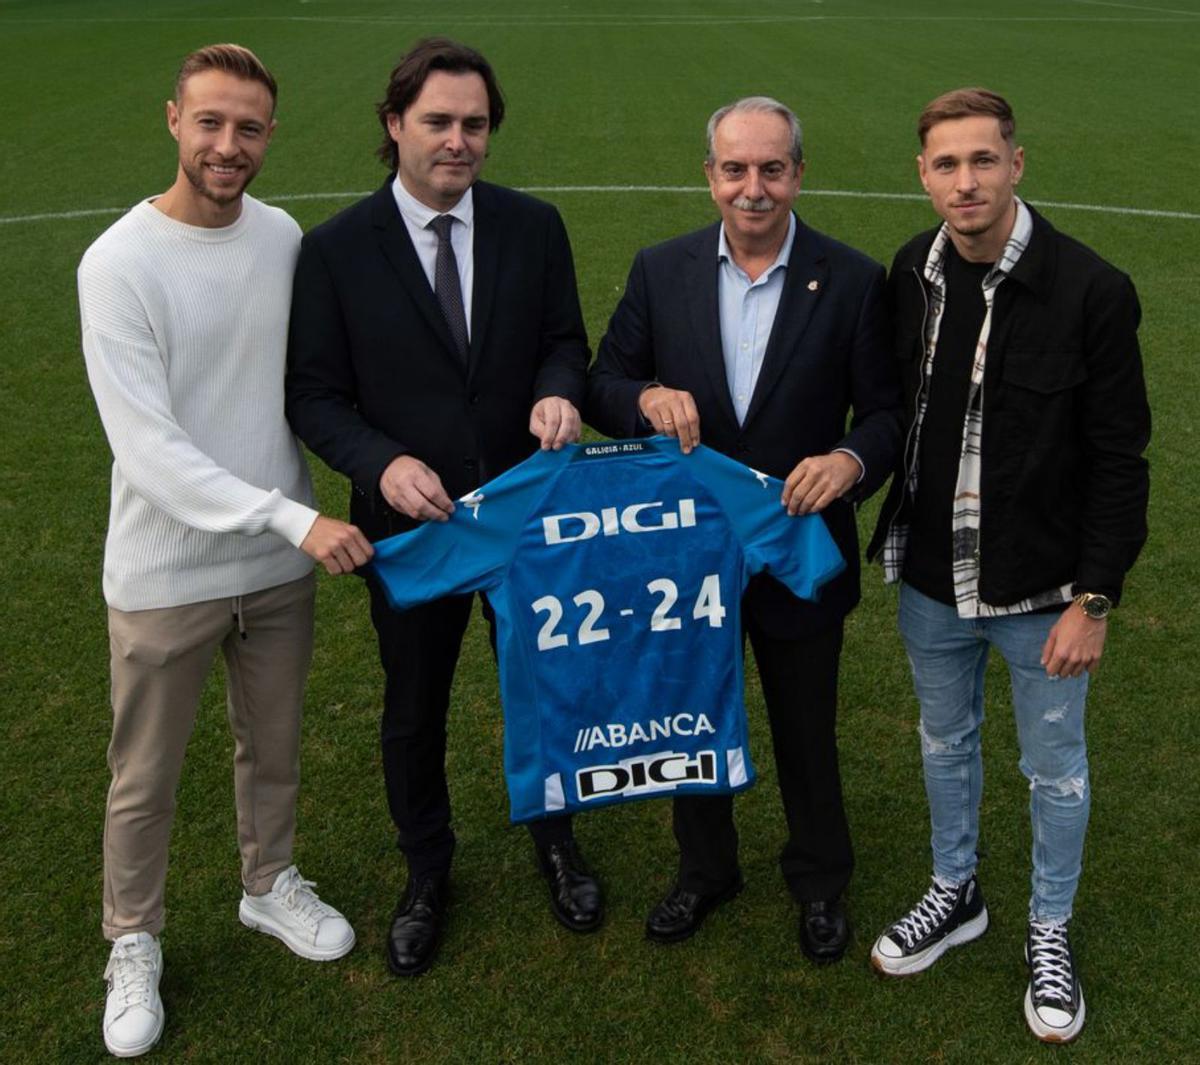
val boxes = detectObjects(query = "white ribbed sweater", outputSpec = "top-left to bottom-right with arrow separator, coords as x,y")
78,196 -> 318,611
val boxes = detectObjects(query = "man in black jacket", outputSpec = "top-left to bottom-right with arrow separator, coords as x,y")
286,38 -> 599,977
866,88 -> 1150,1045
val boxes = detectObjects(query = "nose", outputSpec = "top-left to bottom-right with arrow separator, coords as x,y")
444,122 -> 466,153
955,162 -> 979,193
213,123 -> 238,158
744,166 -> 764,200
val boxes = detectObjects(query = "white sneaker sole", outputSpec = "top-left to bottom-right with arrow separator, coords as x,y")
103,1011 -> 164,1058
870,906 -> 989,976
238,899 -> 356,962
1024,985 -> 1086,1043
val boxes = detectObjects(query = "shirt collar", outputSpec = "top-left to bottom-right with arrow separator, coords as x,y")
391,175 -> 474,231
924,197 -> 1032,290
717,211 -> 796,279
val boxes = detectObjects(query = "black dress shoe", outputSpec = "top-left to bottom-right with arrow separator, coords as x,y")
537,840 -> 603,933
645,876 -> 743,944
386,872 -> 448,976
799,897 -> 850,963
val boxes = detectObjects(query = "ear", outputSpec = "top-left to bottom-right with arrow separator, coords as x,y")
916,152 -> 930,194
166,99 -> 180,143
703,159 -> 718,204
265,117 -> 278,147
386,111 -> 403,143
1011,145 -> 1025,186
792,159 -> 805,195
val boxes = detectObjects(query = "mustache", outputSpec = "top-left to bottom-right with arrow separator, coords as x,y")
731,195 -> 775,213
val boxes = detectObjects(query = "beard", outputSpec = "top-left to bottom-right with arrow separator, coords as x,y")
180,156 -> 256,207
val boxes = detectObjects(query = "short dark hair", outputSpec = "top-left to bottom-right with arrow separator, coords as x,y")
175,43 -> 278,112
375,37 -> 505,170
918,87 -> 1015,147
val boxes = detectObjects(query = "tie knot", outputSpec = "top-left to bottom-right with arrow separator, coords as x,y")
429,214 -> 455,241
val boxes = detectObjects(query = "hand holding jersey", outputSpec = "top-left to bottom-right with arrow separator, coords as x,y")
369,438 -> 844,822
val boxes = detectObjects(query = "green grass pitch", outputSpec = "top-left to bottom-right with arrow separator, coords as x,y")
1,1 -> 1197,1061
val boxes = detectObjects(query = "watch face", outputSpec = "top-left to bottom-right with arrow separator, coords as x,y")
1081,594 -> 1111,619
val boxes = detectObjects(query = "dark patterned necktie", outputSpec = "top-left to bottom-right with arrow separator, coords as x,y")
428,214 -> 469,363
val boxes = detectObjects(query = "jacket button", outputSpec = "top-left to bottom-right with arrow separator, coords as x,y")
468,393 -> 480,405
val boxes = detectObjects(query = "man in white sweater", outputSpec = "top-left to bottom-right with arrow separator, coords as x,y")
77,44 -> 373,1058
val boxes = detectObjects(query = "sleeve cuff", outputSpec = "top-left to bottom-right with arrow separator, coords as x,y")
268,497 -> 320,548
637,381 -> 662,429
832,447 -> 866,484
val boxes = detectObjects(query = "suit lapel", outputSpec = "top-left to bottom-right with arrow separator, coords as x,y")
467,182 -> 500,383
369,182 -> 463,370
742,217 -> 828,429
684,225 -> 740,430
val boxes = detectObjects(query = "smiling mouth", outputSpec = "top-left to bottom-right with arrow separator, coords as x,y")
205,162 -> 244,178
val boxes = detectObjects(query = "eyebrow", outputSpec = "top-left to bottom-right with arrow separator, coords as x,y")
930,148 -> 1000,163
420,110 -> 488,122
721,158 -> 788,168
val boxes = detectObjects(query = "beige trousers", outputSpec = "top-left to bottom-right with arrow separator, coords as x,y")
102,574 -> 315,940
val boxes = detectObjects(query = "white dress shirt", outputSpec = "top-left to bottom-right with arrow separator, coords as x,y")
391,176 -> 475,337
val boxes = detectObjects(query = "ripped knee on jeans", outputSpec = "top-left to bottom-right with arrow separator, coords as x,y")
1027,772 -> 1088,801
918,721 -> 963,756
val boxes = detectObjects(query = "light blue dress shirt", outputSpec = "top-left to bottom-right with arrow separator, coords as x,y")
717,213 -> 796,425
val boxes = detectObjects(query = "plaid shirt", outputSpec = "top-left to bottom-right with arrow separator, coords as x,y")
883,199 -> 1073,618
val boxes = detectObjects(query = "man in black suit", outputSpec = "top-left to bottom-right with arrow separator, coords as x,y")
586,96 -> 901,959
286,38 -> 600,977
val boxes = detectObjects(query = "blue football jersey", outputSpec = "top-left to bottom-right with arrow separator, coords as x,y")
369,438 -> 845,823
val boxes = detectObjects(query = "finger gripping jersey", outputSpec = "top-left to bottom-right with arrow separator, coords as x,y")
369,438 -> 845,822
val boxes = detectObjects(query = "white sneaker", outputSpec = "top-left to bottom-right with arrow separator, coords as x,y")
102,932 -> 164,1058
239,865 -> 355,961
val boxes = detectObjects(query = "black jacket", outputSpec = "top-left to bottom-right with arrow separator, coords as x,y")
286,180 -> 589,541
867,204 -> 1150,605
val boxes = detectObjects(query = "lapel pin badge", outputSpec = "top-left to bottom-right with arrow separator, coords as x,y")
807,279 -> 820,292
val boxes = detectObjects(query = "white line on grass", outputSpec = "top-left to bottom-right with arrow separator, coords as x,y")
1069,0 -> 1200,15
4,188 -> 1199,226
3,14 -> 1199,24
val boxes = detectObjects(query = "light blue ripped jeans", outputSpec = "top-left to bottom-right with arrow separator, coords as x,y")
898,583 -> 1090,923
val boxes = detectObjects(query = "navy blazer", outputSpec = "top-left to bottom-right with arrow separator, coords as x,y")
586,217 -> 902,638
286,179 -> 589,541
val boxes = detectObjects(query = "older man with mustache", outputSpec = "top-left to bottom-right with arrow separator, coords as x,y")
587,96 -> 901,958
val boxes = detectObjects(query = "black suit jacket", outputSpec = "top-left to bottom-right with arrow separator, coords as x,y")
286,179 -> 589,541
586,217 -> 901,638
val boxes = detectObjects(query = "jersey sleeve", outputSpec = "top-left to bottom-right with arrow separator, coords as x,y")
684,443 -> 846,601
368,448 -> 562,612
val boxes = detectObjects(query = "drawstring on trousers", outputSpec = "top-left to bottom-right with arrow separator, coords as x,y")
232,596 -> 247,640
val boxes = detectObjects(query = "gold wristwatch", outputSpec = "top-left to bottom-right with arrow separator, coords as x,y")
1074,593 -> 1112,620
